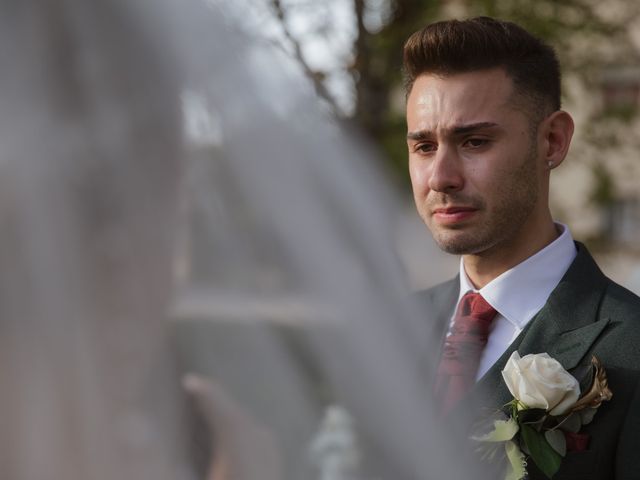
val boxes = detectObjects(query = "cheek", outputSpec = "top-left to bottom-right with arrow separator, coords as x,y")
467,149 -> 522,192
462,164 -> 494,194
479,157 -> 538,208
408,159 -> 430,195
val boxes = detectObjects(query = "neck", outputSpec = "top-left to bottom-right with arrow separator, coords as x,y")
462,215 -> 560,289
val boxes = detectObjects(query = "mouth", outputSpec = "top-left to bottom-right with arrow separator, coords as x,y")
431,206 -> 479,224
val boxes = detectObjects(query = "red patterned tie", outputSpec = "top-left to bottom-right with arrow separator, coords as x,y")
435,292 -> 498,415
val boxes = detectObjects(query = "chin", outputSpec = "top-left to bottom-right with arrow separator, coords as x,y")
432,230 -> 494,256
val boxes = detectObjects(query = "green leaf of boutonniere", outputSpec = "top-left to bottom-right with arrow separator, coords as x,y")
544,429 -> 567,456
559,412 -> 582,433
521,424 -> 562,479
579,407 -> 598,425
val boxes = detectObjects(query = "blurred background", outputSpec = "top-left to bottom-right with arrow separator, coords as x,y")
5,1 -> 640,480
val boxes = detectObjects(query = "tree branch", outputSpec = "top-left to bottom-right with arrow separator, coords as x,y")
269,0 -> 344,117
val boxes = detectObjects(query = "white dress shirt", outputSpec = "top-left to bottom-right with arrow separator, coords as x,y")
452,223 -> 577,380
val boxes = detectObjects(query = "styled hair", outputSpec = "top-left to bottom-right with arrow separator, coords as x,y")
403,17 -> 561,118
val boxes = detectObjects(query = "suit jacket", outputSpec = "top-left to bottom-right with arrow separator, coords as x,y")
414,242 -> 640,480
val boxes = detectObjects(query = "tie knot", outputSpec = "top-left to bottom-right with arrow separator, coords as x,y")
458,291 -> 497,323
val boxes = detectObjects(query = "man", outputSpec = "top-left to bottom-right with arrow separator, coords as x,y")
404,17 -> 640,479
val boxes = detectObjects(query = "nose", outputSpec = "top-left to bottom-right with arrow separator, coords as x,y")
428,146 -> 464,193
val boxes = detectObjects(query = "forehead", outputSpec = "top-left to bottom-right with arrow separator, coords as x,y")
406,69 -> 519,132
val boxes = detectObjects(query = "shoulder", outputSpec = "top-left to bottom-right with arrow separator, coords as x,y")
598,277 -> 640,345
410,277 -> 460,333
600,277 -> 640,318
571,240 -> 640,324
411,277 -> 459,307
591,275 -> 640,369
406,277 -> 460,353
560,242 -> 640,322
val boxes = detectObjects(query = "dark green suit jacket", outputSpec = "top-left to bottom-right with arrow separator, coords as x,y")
415,243 -> 640,479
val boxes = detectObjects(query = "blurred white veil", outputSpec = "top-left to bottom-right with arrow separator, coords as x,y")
0,1 -> 487,479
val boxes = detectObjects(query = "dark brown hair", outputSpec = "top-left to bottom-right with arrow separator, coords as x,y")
403,17 -> 561,118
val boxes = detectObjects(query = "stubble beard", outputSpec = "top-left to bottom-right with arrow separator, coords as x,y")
425,146 -> 539,256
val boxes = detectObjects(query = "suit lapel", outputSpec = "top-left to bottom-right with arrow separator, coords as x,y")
474,242 -> 611,408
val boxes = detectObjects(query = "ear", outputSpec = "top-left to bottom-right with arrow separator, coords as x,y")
541,110 -> 574,169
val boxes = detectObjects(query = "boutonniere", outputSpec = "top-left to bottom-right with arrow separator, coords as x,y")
472,352 -> 612,480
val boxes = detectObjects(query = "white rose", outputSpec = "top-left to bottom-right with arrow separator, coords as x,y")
501,352 -> 580,415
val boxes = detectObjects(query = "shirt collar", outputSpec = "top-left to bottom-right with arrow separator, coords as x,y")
457,223 -> 577,329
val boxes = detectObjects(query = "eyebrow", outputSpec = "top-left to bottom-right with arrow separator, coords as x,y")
406,122 -> 500,141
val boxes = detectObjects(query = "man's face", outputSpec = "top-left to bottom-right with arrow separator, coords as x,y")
406,68 -> 545,256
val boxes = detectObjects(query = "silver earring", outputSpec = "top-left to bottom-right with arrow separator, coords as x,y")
547,161 -> 553,168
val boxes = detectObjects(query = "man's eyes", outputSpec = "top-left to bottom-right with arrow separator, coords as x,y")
414,143 -> 437,154
463,137 -> 490,148
412,138 -> 490,154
